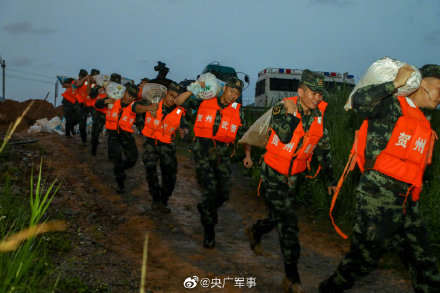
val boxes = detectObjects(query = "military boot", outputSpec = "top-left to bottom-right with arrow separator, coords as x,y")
245,226 -> 264,256
203,224 -> 215,249
116,176 -> 125,194
283,277 -> 304,293
318,278 -> 344,293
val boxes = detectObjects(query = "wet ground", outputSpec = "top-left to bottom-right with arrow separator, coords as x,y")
24,132 -> 412,292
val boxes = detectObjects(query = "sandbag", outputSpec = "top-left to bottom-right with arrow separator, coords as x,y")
141,83 -> 167,103
345,57 -> 421,111
94,74 -> 110,87
187,73 -> 224,100
238,106 -> 275,148
105,82 -> 126,100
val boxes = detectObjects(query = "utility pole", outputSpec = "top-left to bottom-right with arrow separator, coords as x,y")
54,80 -> 59,106
0,57 -> 5,101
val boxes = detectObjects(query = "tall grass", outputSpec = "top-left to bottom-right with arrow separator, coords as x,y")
0,102 -> 66,292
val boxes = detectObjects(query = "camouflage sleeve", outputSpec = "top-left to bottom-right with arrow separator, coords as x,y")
351,81 -> 396,118
236,107 -> 248,141
314,125 -> 335,185
270,102 -> 301,144
181,95 -> 203,112
95,98 -> 106,109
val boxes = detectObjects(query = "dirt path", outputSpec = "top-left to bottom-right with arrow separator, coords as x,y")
32,132 -> 412,293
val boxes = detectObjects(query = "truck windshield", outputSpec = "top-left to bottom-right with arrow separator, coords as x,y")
269,78 -> 299,92
256,80 -> 265,96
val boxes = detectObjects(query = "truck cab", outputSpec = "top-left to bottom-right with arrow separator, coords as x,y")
254,67 -> 355,107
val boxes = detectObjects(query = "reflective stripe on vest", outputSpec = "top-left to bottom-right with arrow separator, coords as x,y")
353,96 -> 435,196
264,96 -> 327,176
62,87 -> 76,104
142,100 -> 185,144
105,100 -> 136,133
193,98 -> 242,143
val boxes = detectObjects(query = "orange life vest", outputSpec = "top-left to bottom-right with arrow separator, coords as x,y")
354,96 -> 435,197
193,98 -> 242,143
84,83 -> 97,107
75,81 -> 89,104
264,96 -> 327,176
105,99 -> 136,133
141,100 -> 185,144
329,96 -> 437,239
93,93 -> 108,115
62,87 -> 76,104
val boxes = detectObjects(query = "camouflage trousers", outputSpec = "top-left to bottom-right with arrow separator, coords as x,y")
326,170 -> 440,292
62,99 -> 78,136
142,138 -> 177,205
91,111 -> 106,154
79,105 -> 93,143
251,162 -> 300,266
107,130 -> 138,184
192,141 -> 232,227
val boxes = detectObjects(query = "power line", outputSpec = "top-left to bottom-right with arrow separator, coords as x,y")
8,74 -> 54,85
8,67 -> 55,79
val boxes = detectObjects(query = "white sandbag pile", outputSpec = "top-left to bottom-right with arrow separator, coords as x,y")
345,57 -> 422,111
28,116 -> 65,135
187,73 -> 224,100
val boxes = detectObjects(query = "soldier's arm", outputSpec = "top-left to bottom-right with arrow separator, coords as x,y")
270,102 -> 301,144
94,98 -> 107,109
314,125 -> 335,186
351,82 -> 396,118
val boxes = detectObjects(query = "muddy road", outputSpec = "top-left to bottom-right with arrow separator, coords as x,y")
30,132 -> 412,292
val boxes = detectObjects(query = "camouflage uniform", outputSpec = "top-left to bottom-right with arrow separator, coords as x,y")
181,94 -> 247,235
78,104 -> 92,143
95,98 -> 138,190
62,98 -> 78,136
89,87 -> 106,156
250,94 -> 334,284
319,82 -> 440,292
137,102 -> 181,207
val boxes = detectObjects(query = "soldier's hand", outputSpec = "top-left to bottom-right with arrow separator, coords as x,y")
393,65 -> 414,89
148,103 -> 159,112
327,186 -> 337,196
105,98 -> 116,104
243,155 -> 253,168
283,99 -> 298,115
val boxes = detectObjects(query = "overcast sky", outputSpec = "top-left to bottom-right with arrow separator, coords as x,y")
1,0 -> 439,105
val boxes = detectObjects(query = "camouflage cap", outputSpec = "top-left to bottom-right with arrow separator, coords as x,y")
125,84 -> 138,98
168,81 -> 185,94
90,68 -> 100,76
225,76 -> 244,92
79,69 -> 88,78
420,64 -> 440,79
301,69 -> 328,97
110,73 -> 122,84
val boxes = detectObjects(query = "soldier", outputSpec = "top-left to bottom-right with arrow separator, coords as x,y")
95,82 -> 156,193
90,73 -> 120,156
246,70 -> 335,293
73,69 -> 91,144
319,65 -> 440,292
60,77 -> 77,137
175,76 -> 253,249
134,81 -> 186,213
